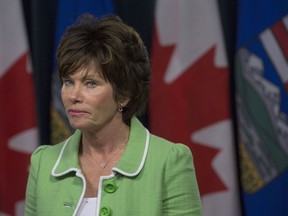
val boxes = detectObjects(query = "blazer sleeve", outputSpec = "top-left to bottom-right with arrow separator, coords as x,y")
162,144 -> 202,216
24,145 -> 48,216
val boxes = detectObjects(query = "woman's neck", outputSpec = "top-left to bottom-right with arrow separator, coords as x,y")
80,120 -> 130,157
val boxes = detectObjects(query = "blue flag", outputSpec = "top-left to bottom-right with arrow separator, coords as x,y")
51,0 -> 114,143
235,1 -> 288,215
54,0 -> 114,61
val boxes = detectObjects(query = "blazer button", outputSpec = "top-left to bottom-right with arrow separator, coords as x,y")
104,181 -> 117,193
100,206 -> 112,216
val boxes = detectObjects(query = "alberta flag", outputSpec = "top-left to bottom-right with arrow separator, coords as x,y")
235,0 -> 288,215
0,0 -> 38,215
150,0 -> 240,215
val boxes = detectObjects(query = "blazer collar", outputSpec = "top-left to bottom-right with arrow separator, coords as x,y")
51,117 -> 150,177
113,117 -> 150,176
51,129 -> 82,177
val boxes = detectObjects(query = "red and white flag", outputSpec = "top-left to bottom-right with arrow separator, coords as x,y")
0,0 -> 38,215
150,0 -> 240,215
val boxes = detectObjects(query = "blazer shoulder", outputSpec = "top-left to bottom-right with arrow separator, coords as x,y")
30,141 -> 66,164
149,134 -> 193,158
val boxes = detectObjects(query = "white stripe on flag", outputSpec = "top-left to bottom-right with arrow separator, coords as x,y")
0,0 -> 27,77
260,28 -> 288,83
283,15 -> 288,31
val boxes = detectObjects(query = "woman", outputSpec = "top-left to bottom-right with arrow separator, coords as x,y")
25,14 -> 202,216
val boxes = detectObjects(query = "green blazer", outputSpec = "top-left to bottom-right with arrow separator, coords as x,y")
25,117 -> 202,216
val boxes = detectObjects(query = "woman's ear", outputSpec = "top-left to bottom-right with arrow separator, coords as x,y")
116,95 -> 129,109
117,98 -> 130,112
121,97 -> 130,107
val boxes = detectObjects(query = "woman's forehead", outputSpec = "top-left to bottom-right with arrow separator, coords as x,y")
75,67 -> 103,79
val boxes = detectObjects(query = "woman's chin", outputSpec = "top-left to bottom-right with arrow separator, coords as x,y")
69,121 -> 86,130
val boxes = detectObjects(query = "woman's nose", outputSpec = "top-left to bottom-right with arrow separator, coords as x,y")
69,86 -> 82,103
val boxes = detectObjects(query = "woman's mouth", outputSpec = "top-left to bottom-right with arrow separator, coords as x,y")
68,109 -> 87,116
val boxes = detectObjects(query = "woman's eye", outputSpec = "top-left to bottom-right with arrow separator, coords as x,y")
63,79 -> 73,86
86,81 -> 97,87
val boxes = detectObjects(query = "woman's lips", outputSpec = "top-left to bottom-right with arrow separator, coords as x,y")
68,109 -> 87,116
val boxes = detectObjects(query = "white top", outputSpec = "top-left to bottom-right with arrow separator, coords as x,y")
76,197 -> 98,216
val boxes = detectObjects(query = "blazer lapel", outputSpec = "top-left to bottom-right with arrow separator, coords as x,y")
113,117 -> 150,177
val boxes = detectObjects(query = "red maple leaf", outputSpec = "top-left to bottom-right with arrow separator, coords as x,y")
150,28 -> 230,196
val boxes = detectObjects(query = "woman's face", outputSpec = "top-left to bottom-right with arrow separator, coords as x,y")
61,68 -> 119,132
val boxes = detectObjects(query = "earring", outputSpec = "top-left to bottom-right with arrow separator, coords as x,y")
117,104 -> 124,112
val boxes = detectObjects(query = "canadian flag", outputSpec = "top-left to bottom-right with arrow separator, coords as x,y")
0,1 -> 38,215
150,0 -> 240,215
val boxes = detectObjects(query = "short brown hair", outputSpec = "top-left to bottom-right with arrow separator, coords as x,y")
57,14 -> 151,125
